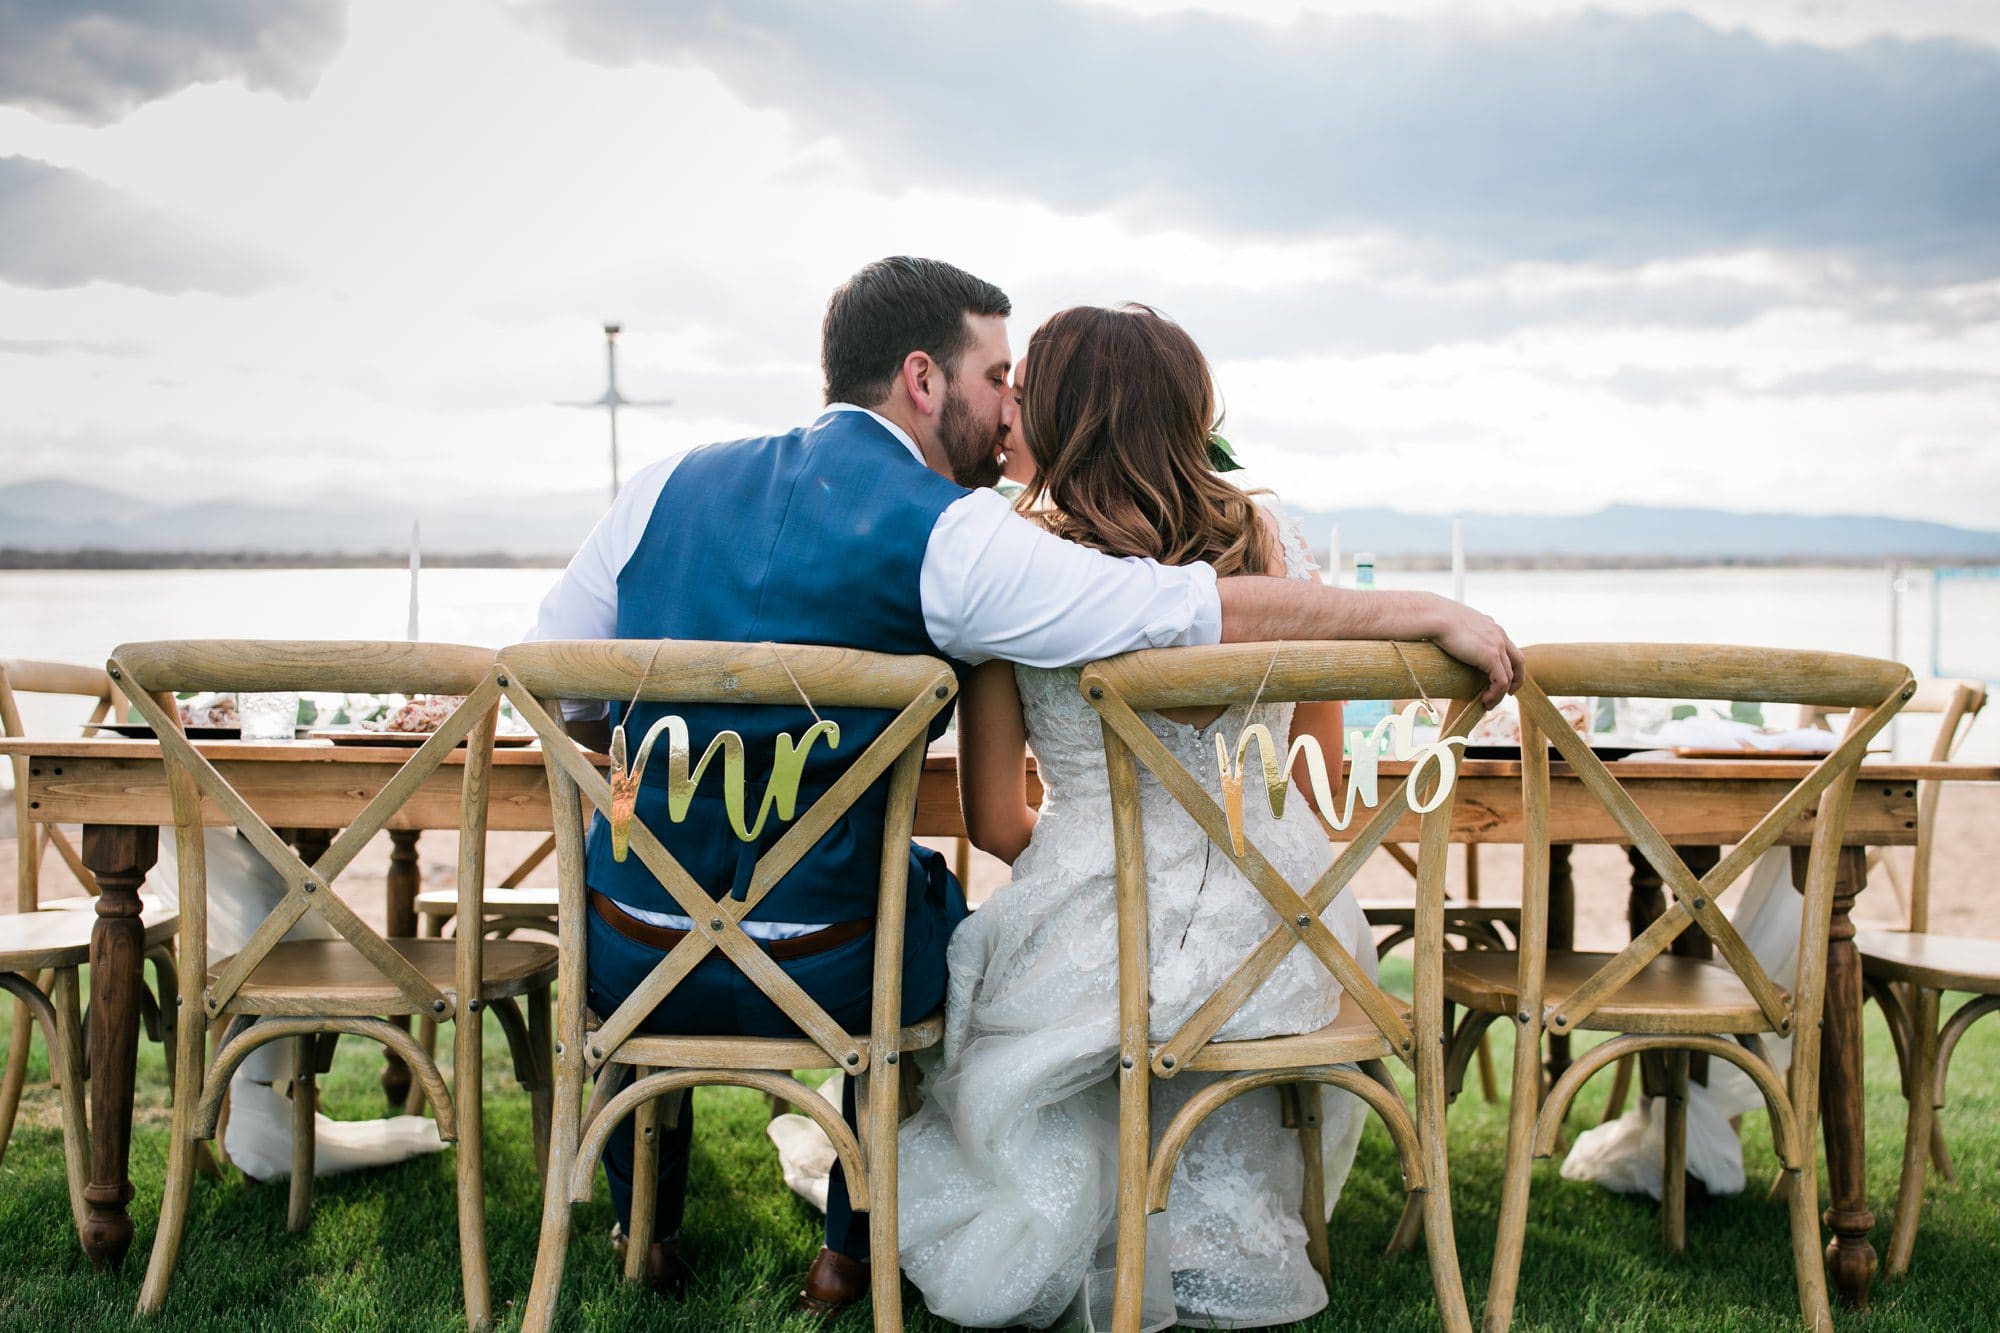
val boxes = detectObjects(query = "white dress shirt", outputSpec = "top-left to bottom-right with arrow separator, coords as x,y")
530,404 -> 1224,936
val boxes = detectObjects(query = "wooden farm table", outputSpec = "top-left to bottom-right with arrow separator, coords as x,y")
5,735 -> 1997,1313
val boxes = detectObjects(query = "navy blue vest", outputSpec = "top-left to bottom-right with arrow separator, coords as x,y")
586,411 -> 969,926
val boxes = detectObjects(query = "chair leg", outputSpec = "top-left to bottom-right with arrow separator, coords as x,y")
864,1062 -> 904,1333
1599,1053 -> 1635,1124
138,986 -> 209,1313
288,1035 -> 317,1232
1783,1155 -> 1833,1331
522,1032 -> 584,1333
528,984 -> 553,1181
1885,986 -> 1941,1280
623,1071 -> 660,1284
408,911 -> 445,1115
148,947 -> 180,1107
456,1000 -> 491,1328
1928,1117 -> 1954,1183
50,969 -> 93,1241
1483,1014 -> 1545,1333
0,993 -> 35,1167
1661,1048 -> 1688,1254
1474,1028 -> 1500,1104
1293,1085 -> 1331,1285
1111,1059 -> 1151,1333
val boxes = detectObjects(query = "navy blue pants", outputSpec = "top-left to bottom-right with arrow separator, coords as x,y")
587,862 -> 966,1258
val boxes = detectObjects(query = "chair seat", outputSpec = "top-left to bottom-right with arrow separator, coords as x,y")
598,1009 -> 946,1072
1178,994 -> 1404,1072
1360,898 -> 1521,925
209,938 -> 557,1016
1859,930 -> 2000,993
1444,950 -> 1781,1034
415,885 -> 560,920
3,899 -> 179,972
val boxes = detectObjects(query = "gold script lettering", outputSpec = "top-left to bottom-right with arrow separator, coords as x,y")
1216,702 -> 1464,854
608,716 -> 841,860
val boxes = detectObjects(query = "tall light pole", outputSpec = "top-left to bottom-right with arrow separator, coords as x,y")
557,321 -> 674,501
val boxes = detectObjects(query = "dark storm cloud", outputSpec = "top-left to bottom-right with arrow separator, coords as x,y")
0,156 -> 291,294
530,2 -> 2000,277
0,0 -> 346,124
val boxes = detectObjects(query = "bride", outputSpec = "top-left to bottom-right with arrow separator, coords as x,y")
895,304 -> 1377,1329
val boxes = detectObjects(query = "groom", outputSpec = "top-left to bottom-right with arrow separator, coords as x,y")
531,256 -> 1522,1317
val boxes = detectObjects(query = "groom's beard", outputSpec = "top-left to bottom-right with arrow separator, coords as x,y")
939,385 -> 1004,489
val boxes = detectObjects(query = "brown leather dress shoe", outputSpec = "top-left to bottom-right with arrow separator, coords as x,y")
793,1246 -> 870,1319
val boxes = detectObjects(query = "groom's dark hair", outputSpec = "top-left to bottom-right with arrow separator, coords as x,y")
823,257 -> 1010,407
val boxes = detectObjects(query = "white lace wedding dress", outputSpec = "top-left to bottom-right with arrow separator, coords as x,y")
896,501 -> 1377,1330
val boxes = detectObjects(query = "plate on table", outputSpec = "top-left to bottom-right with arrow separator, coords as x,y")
1670,746 -> 1842,761
307,728 -> 535,748
88,722 -> 240,740
1460,739 -> 1650,761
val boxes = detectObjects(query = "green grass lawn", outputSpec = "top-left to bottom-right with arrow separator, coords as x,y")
1,960 -> 1994,1331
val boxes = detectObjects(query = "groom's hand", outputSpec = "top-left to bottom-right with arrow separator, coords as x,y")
1426,595 -> 1524,707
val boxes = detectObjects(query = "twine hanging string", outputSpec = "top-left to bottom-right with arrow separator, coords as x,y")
619,639 -> 824,729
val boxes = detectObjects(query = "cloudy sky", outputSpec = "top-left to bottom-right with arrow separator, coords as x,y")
2,0 -> 1997,525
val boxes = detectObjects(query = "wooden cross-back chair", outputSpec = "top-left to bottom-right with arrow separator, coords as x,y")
1363,842 -> 1515,1105
1081,641 -> 1487,1333
1439,643 -> 1912,1332
407,827 -> 573,1115
1830,678 -> 1995,1279
0,658 -> 180,1222
497,639 -> 958,1333
112,641 -> 557,1329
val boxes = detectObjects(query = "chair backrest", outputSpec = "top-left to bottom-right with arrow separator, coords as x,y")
1,658 -> 125,909
110,641 -> 500,1026
1803,677 -> 1985,932
1081,641 -> 1488,1076
1514,643 -> 1911,1080
496,639 -> 958,1076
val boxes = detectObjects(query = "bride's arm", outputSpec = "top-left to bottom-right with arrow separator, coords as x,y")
957,660 -> 1037,866
1291,700 -> 1346,825
1257,503 -> 1348,823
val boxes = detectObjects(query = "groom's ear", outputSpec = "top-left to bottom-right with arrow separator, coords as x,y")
900,349 -> 944,418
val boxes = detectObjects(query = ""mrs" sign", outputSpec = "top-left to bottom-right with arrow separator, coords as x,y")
1217,701 -> 1466,855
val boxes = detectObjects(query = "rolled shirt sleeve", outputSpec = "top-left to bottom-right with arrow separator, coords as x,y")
921,488 -> 1223,668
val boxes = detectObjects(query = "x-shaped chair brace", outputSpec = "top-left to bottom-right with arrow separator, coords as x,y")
1516,679 -> 1900,1039
502,665 -> 955,1076
1083,676 -> 1485,1077
114,665 -> 503,1022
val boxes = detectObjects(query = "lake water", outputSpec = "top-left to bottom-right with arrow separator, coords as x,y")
3,564 -> 1995,762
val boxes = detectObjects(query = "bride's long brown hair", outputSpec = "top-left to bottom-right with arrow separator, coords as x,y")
1015,304 -> 1273,576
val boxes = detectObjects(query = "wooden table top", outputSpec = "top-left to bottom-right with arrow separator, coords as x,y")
5,734 -> 1995,783
5,734 -> 1994,844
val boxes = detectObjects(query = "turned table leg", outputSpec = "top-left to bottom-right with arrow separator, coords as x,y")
79,823 -> 159,1271
381,829 -> 422,1108
1807,844 -> 1876,1309
1545,845 -> 1575,1086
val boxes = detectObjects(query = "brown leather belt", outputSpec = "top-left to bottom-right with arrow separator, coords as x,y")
588,890 -> 871,961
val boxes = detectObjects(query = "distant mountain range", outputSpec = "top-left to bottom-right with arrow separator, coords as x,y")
2,478 -> 1997,566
